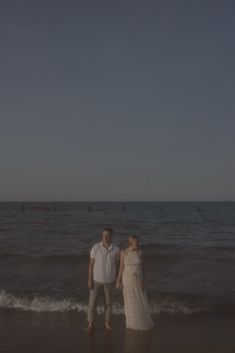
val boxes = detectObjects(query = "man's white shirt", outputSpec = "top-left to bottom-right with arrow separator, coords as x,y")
90,242 -> 120,283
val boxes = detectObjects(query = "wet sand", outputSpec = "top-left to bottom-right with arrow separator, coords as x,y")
0,310 -> 235,353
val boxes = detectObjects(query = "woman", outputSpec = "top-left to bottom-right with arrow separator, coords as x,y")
116,235 -> 154,331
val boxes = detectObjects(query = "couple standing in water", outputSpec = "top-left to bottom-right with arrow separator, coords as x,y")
86,228 -> 154,333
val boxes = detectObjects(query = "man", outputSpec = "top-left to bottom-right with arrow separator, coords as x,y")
86,227 -> 120,333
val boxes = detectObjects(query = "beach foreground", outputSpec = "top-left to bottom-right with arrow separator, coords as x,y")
1,310 -> 235,353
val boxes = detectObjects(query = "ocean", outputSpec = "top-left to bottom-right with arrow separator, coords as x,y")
1,201 -> 235,318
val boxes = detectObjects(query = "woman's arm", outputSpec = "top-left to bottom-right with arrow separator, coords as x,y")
116,250 -> 125,288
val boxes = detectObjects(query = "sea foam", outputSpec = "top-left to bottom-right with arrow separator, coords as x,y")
0,289 -> 202,315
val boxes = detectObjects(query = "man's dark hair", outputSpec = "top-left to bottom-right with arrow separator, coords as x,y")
103,227 -> 113,234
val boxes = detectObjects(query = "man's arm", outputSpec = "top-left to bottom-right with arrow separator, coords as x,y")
115,248 -> 121,279
88,258 -> 95,290
116,250 -> 124,288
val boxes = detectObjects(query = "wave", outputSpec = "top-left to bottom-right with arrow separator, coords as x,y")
202,245 -> 235,254
0,289 -> 212,315
0,243 -> 182,261
0,253 -> 88,264
0,250 -> 179,266
0,289 -> 89,313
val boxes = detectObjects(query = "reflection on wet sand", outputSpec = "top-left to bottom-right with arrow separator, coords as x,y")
86,329 -> 154,353
88,332 -> 114,353
124,329 -> 154,353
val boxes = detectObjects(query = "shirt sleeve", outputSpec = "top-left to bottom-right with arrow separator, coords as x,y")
90,245 -> 97,259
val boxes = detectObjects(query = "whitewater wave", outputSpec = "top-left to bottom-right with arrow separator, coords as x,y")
0,289 -> 204,315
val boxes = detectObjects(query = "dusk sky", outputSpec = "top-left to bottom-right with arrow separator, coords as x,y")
0,0 -> 234,201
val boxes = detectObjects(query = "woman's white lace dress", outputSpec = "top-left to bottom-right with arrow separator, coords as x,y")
122,250 -> 154,331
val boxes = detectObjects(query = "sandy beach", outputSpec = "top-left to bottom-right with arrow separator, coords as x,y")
1,309 -> 235,353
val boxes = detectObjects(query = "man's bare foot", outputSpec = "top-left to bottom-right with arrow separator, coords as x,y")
85,323 -> 94,334
104,322 -> 112,330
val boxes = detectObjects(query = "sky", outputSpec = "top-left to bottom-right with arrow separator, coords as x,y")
0,0 -> 234,201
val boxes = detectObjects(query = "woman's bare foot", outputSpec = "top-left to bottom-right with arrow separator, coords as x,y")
85,323 -> 94,334
104,321 -> 112,330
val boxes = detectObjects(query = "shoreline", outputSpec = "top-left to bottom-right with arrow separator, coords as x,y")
1,310 -> 235,353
